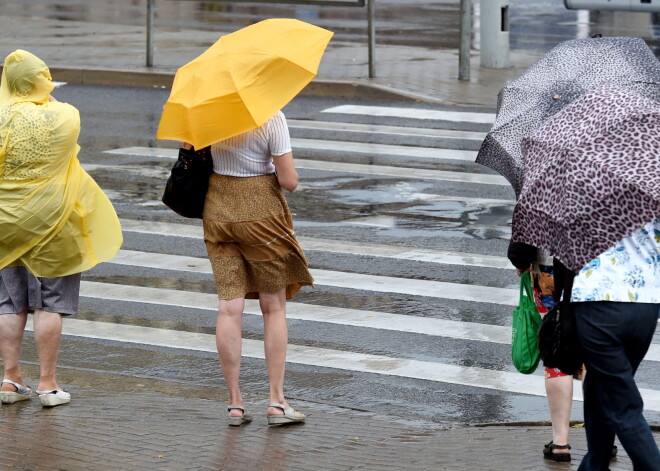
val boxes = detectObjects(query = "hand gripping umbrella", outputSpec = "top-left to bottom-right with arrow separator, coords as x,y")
476,36 -> 660,198
157,19 -> 333,149
511,83 -> 660,272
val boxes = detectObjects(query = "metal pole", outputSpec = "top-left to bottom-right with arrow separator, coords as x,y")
147,0 -> 154,67
458,0 -> 471,81
368,0 -> 375,78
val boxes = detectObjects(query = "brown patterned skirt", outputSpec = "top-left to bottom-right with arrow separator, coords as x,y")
203,173 -> 314,300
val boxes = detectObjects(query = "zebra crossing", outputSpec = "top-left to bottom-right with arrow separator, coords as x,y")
77,102 -> 660,421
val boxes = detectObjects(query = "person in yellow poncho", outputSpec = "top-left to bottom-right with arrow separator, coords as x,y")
0,50 -> 122,407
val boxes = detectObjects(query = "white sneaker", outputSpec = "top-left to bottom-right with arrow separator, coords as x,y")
36,389 -> 71,407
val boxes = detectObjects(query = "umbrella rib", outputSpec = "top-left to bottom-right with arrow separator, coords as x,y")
216,51 -> 260,133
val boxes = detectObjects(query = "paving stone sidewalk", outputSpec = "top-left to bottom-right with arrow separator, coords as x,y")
1,376 -> 657,471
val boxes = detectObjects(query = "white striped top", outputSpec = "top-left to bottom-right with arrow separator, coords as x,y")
210,111 -> 292,177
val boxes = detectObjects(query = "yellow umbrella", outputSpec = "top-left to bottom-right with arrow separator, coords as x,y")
157,18 -> 333,149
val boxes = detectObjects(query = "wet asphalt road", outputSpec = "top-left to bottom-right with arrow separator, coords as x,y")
28,83 -> 659,427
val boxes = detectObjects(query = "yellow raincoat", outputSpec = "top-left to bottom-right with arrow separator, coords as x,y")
0,50 -> 122,277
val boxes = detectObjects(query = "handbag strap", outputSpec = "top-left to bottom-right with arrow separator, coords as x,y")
552,259 -> 576,303
519,271 -> 535,302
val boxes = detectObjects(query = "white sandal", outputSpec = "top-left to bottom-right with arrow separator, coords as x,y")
0,379 -> 32,404
227,405 -> 253,426
36,389 -> 71,407
267,403 -> 305,425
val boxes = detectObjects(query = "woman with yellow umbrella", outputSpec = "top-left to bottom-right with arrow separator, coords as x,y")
158,19 -> 332,426
0,50 -> 122,407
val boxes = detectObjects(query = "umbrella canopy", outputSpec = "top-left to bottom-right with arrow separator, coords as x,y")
476,36 -> 660,197
157,18 -> 333,149
511,83 -> 660,272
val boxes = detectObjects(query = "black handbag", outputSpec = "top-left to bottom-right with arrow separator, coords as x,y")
162,146 -> 213,219
538,260 -> 583,374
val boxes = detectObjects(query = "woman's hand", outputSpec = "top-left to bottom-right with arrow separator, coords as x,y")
182,142 -> 192,150
48,95 -> 57,102
516,267 -> 531,277
273,152 -> 298,192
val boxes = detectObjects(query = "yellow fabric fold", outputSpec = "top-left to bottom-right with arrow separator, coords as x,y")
0,50 -> 122,277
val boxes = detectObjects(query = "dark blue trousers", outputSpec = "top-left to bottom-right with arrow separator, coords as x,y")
574,301 -> 660,471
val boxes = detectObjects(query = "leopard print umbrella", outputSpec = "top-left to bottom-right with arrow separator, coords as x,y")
476,36 -> 660,198
511,83 -> 660,272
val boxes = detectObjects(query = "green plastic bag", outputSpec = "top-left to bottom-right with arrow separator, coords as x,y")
511,272 -> 542,374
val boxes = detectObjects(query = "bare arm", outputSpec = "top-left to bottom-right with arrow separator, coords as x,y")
273,152 -> 298,192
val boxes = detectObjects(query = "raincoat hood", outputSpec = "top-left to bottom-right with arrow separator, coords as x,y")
0,49 -> 55,105
0,50 -> 122,277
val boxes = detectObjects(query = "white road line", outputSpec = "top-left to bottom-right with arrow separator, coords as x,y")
322,105 -> 496,124
26,316 -> 660,409
108,249 -> 518,305
82,163 -> 169,179
104,142 -> 479,164
79,281 -> 509,344
292,138 -> 478,163
119,218 -> 513,270
287,119 -> 487,141
296,159 -> 511,186
104,147 -> 178,158
80,281 -> 660,363
78,280 -> 660,360
92,152 -> 510,187
294,159 -> 509,186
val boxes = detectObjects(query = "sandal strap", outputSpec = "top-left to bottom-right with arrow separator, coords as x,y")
227,405 -> 245,412
549,443 -> 571,450
268,403 -> 285,411
2,379 -> 31,394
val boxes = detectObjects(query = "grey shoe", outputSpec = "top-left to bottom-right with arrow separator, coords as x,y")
227,405 -> 253,426
267,403 -> 305,425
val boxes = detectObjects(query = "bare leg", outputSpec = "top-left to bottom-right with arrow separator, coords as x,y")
546,374 -> 574,453
259,289 -> 288,416
0,310 -> 28,390
217,297 -> 245,417
33,309 -> 63,391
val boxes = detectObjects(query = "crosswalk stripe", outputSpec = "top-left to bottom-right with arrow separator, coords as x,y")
321,105 -> 496,124
88,156 -> 510,187
119,218 -> 513,269
78,280 -> 660,363
79,281 -> 509,344
287,119 -> 487,141
108,249 -> 519,305
292,138 -> 478,162
27,316 -> 660,410
294,159 -> 509,186
104,141 -> 479,164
